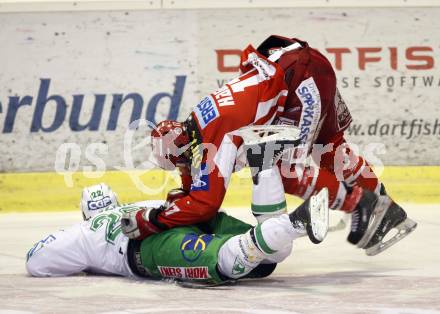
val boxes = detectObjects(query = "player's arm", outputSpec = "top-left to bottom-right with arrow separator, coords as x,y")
177,164 -> 192,192
168,54 -> 288,227
156,165 -> 228,228
121,163 -> 230,239
122,53 -> 288,239
122,128 -> 239,239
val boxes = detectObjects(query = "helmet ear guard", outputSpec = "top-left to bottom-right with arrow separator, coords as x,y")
150,120 -> 190,170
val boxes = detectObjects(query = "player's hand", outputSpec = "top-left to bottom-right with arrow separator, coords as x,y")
121,207 -> 164,240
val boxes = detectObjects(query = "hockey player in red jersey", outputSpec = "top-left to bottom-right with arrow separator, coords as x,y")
122,35 -> 416,256
247,36 -> 416,255
122,50 -> 290,236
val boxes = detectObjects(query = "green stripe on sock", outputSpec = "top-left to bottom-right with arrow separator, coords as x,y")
252,200 -> 287,214
255,224 -> 277,255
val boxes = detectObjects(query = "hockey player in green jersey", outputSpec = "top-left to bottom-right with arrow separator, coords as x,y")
26,183 -> 332,285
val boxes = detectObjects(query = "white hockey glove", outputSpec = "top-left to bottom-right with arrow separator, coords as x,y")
80,183 -> 119,220
121,207 -> 164,240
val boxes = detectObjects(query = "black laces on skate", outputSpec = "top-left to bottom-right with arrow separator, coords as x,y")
351,210 -> 360,232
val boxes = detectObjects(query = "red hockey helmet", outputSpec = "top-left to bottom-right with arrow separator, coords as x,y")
150,120 -> 190,170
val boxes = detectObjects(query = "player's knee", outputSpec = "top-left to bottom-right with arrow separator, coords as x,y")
217,233 -> 264,279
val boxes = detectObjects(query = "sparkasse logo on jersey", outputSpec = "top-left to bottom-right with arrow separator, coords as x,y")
296,78 -> 321,145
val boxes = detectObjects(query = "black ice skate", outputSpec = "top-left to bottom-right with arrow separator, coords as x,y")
347,189 -> 379,246
347,186 -> 417,256
363,201 -> 417,256
289,188 -> 329,244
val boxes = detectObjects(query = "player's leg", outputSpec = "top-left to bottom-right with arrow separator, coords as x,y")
205,211 -> 281,278
280,144 -> 416,255
280,164 -> 348,211
251,165 -> 330,265
319,134 -> 417,255
279,131 -> 380,212
318,132 -> 381,194
26,224 -> 87,277
132,193 -> 328,284
252,166 -> 288,223
251,174 -> 293,264
130,212 -> 258,283
218,189 -> 329,279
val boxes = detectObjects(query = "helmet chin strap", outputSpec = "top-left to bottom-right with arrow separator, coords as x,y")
268,42 -> 302,62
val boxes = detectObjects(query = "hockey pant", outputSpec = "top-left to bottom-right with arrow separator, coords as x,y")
136,212 -> 302,283
252,132 -> 382,218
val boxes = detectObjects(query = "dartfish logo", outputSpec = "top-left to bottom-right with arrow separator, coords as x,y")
216,46 -> 437,72
0,76 -> 186,133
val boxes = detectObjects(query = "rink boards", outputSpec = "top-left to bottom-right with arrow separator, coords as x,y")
1,6 -> 439,213
1,7 -> 440,173
0,166 -> 439,213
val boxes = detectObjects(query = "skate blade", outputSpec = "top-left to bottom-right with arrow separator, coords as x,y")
309,188 -> 329,244
176,279 -> 237,289
356,196 -> 392,249
365,217 -> 417,256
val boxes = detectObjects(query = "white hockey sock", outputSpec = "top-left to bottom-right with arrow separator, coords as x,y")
252,167 -> 287,223
252,214 -> 301,255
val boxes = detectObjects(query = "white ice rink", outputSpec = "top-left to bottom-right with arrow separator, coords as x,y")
1,204 -> 439,314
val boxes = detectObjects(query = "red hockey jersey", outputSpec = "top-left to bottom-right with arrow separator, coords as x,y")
156,46 -> 288,228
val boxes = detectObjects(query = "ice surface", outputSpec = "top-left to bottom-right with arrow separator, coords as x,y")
1,205 -> 439,314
